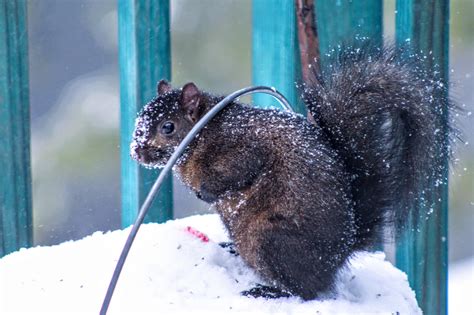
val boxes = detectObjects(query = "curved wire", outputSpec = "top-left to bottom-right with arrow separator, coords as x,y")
100,86 -> 293,315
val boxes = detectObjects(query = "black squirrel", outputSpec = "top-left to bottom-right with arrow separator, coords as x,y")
130,45 -> 452,300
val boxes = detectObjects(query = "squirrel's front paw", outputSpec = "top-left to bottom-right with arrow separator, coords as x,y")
195,185 -> 219,203
241,284 -> 292,299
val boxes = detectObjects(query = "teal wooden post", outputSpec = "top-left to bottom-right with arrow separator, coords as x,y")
252,0 -> 304,114
314,0 -> 383,69
0,0 -> 32,257
314,0 -> 383,251
118,0 -> 173,227
395,1 -> 450,314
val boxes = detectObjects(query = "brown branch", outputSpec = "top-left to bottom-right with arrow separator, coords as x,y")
295,0 -> 320,82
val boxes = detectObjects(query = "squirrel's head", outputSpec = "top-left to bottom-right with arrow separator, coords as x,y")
130,80 -> 208,168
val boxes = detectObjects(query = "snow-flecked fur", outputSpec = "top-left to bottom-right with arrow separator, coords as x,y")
130,45 -> 453,300
132,88 -> 355,299
302,44 -> 453,247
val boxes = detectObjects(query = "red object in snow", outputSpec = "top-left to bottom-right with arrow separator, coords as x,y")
185,226 -> 210,243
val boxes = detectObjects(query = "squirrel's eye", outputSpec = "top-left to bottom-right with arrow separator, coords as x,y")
161,121 -> 175,135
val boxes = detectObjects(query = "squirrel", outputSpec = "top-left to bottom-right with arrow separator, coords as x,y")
130,45 -> 452,300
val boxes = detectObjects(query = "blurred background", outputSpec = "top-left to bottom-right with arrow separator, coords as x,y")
27,0 -> 472,263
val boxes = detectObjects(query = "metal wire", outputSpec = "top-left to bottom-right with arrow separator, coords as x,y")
100,86 -> 293,315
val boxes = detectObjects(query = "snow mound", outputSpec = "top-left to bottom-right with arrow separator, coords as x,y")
0,214 -> 420,314
449,257 -> 474,314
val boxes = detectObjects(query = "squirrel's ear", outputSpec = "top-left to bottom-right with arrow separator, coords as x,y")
181,82 -> 203,123
157,80 -> 172,95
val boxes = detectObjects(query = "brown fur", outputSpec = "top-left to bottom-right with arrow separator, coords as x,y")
131,43 -> 452,299
131,82 -> 354,299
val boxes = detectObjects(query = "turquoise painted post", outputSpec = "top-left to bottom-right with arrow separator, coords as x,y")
252,0 -> 304,114
395,1 -> 450,314
0,0 -> 32,257
118,0 -> 173,227
314,0 -> 383,250
314,0 -> 383,69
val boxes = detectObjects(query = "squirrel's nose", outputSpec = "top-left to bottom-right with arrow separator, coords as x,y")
130,144 -> 151,164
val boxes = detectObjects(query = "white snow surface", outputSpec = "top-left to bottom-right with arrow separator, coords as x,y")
0,214 -> 421,314
449,256 -> 474,314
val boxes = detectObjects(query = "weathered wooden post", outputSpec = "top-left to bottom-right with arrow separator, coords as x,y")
118,0 -> 173,227
0,0 -> 32,258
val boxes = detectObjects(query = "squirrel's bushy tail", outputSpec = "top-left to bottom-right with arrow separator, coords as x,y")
302,44 -> 454,248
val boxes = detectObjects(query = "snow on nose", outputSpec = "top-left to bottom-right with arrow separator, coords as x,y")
130,141 -> 151,164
